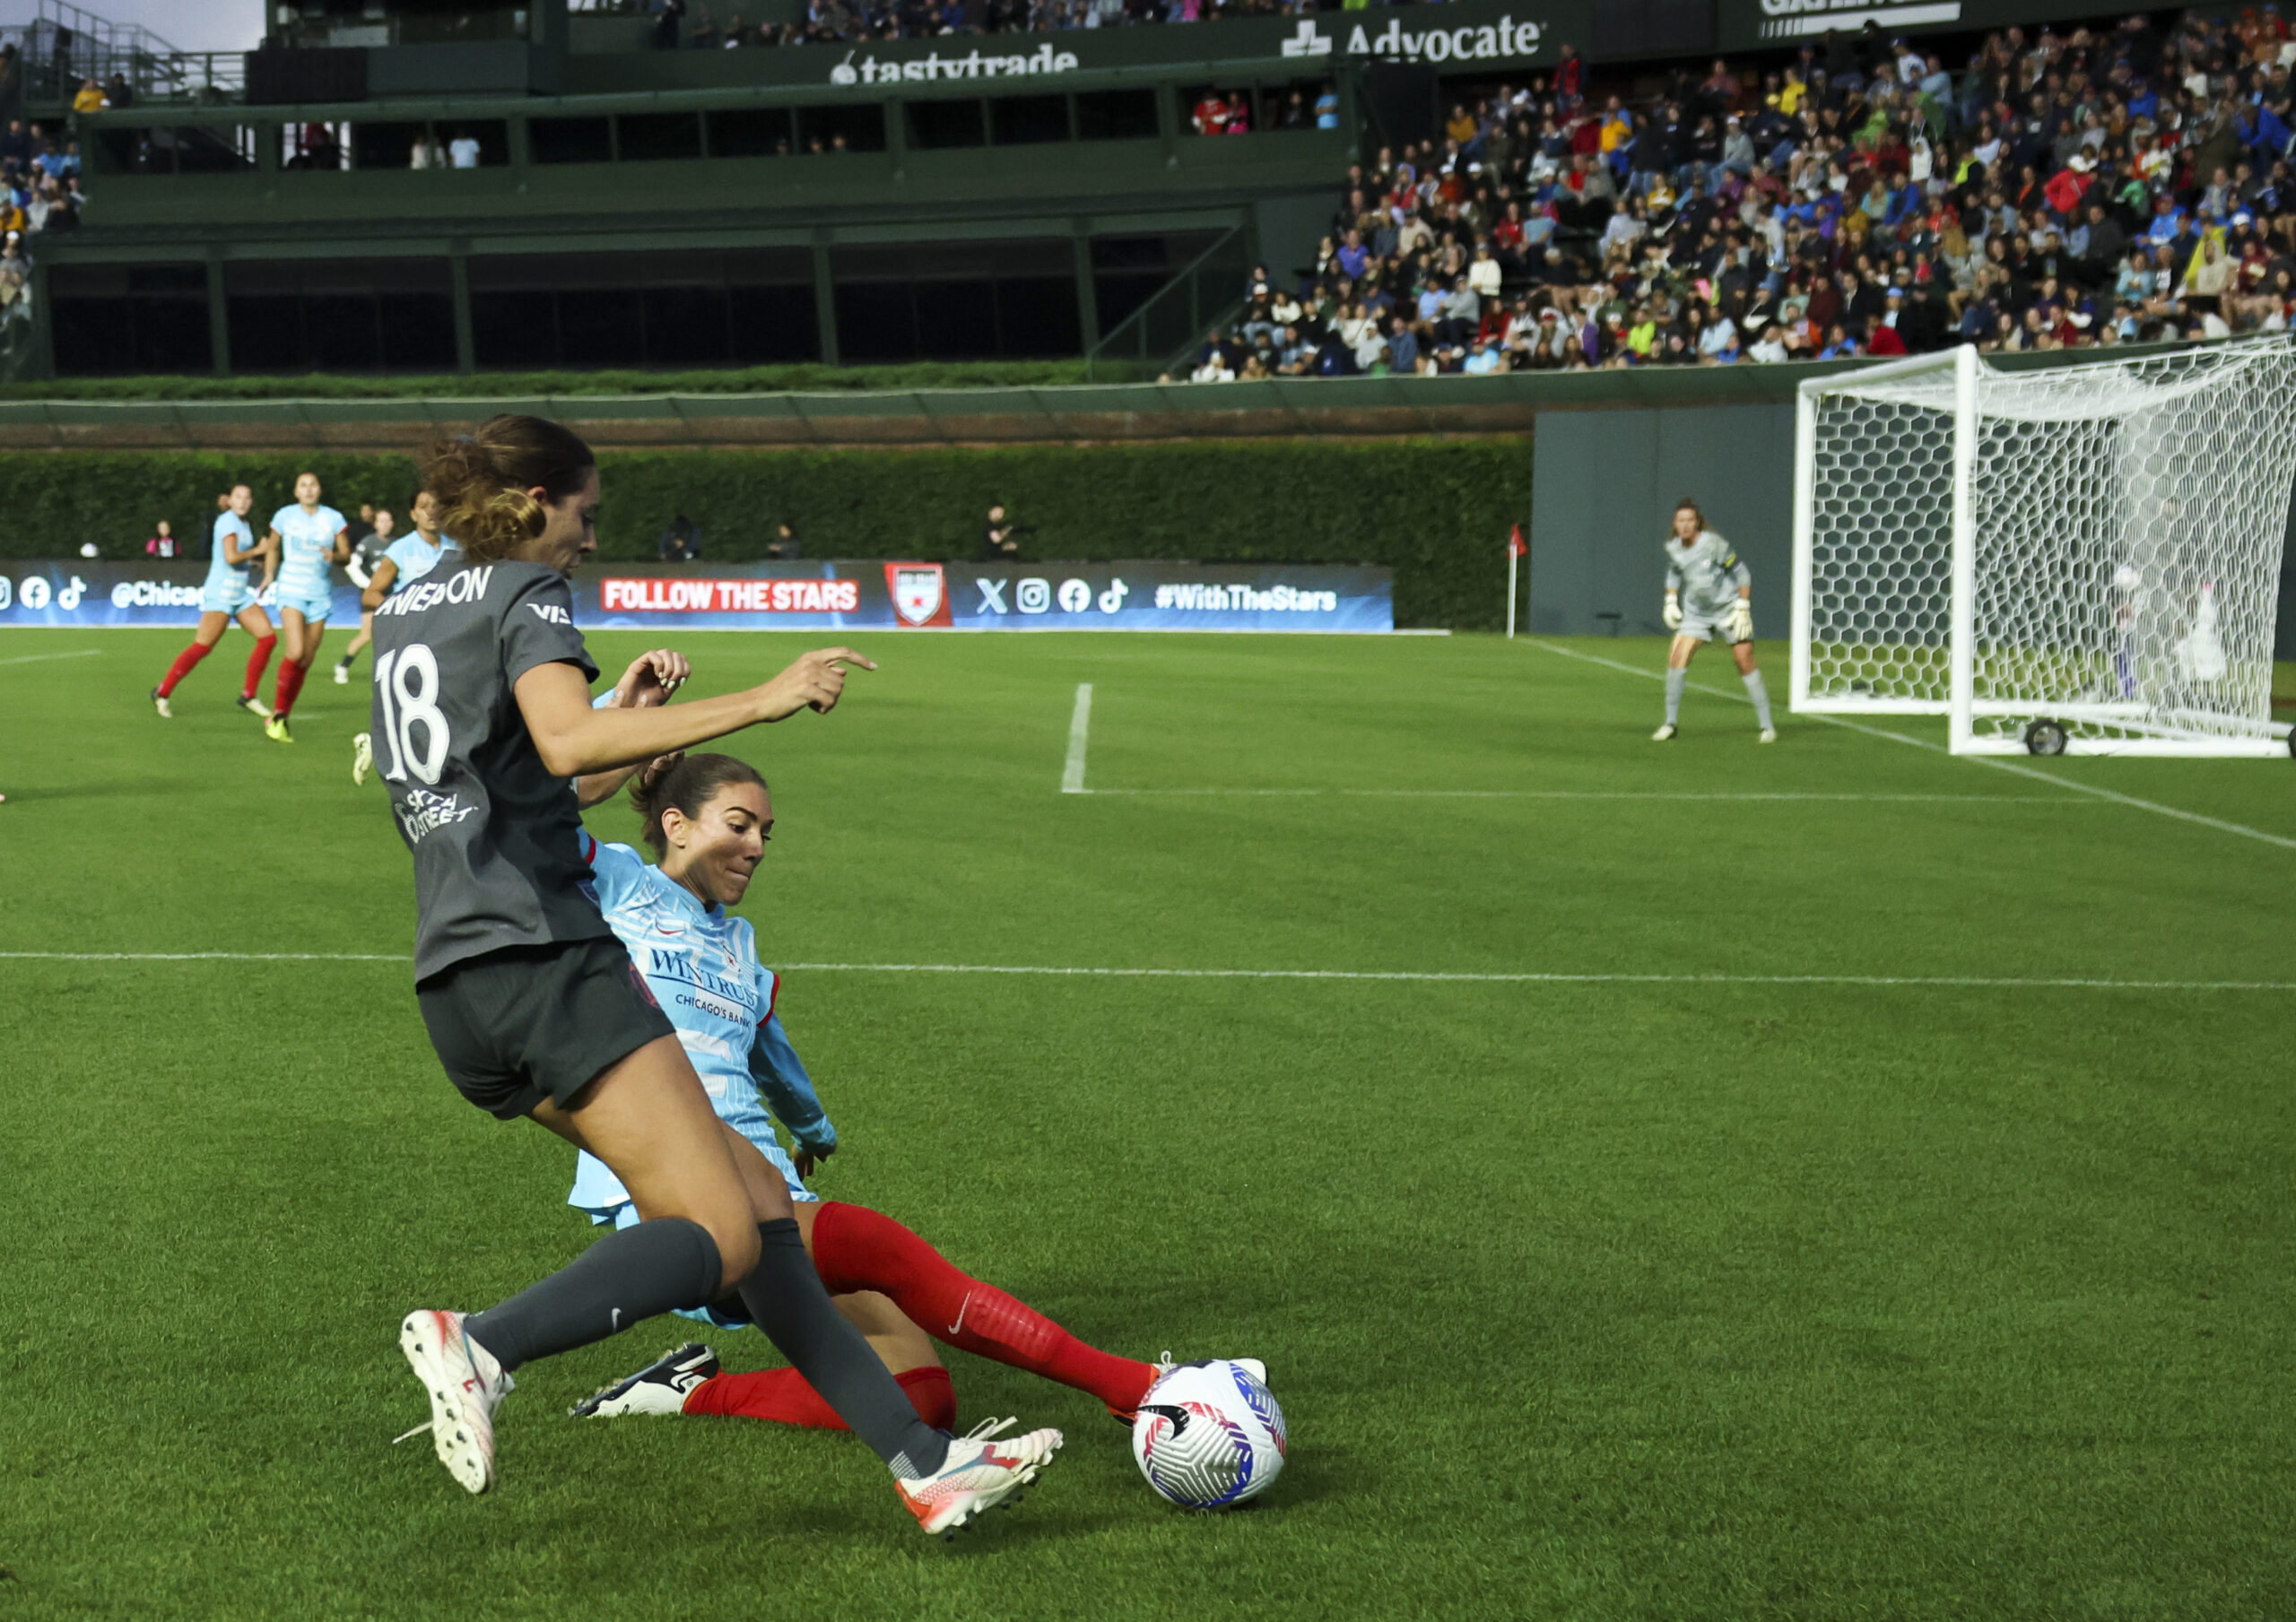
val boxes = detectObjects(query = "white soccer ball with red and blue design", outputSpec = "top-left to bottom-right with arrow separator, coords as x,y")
1128,1358 -> 1286,1509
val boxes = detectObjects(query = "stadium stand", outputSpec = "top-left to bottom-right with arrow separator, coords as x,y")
1187,13 -> 2296,377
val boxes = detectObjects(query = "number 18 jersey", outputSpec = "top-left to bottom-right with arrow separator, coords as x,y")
369,558 -> 610,983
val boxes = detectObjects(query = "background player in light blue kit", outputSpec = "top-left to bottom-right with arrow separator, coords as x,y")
260,471 -> 351,743
1654,498 -> 1777,744
148,481 -> 278,720
337,490 -> 460,687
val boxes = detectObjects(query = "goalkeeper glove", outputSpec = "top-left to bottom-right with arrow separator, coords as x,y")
1726,600 -> 1754,643
1662,594 -> 1683,631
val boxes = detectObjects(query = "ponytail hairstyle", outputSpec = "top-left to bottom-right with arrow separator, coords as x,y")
417,413 -> 596,564
628,752 -> 770,858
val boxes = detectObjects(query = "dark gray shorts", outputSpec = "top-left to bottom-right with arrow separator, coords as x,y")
416,936 -> 676,1121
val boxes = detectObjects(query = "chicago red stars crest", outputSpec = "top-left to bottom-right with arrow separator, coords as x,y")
884,561 -> 953,628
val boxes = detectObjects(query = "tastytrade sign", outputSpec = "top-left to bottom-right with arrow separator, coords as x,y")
822,14 -> 1546,83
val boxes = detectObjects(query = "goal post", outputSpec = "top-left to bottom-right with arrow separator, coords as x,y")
1791,336 -> 2296,757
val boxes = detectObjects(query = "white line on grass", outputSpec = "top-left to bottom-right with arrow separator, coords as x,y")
1060,681 -> 1093,794
0,951 -> 411,961
0,647 -> 102,667
1526,639 -> 2296,853
1080,788 -> 2095,803
1,950 -> 2285,991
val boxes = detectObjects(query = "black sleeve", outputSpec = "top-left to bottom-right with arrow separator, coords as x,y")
499,568 -> 599,689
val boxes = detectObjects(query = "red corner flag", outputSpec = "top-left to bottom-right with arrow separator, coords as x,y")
1507,523 -> 1526,559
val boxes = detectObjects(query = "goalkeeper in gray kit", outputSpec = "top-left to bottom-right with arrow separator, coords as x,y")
1653,499 -> 1776,743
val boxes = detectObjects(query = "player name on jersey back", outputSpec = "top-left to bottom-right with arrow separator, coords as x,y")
372,564 -> 497,620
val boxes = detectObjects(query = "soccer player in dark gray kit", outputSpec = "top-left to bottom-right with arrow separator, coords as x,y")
372,414 -> 1060,1536
1653,498 -> 1777,743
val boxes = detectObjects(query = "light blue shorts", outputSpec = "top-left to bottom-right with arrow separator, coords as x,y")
580,1192 -> 819,1331
200,582 -> 260,617
275,588 -> 332,623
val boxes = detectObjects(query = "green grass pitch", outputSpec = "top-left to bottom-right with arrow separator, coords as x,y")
2,626 -> 2292,1621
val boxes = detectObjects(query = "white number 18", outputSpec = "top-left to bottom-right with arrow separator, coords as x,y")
374,644 -> 451,785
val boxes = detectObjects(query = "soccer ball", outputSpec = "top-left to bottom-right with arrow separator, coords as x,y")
1129,1359 -> 1287,1509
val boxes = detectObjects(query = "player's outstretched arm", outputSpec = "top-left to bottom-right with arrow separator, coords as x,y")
574,651 -> 691,807
519,646 -> 874,779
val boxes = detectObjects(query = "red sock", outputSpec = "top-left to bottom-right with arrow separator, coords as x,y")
683,1362 -> 955,1431
156,641 -> 212,698
812,1201 -> 1157,1415
242,635 -> 276,699
273,659 -> 307,719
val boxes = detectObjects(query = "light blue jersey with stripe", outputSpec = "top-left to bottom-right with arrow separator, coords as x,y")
205,512 -> 257,595
567,831 -> 836,1223
381,532 -> 457,593
270,503 -> 345,601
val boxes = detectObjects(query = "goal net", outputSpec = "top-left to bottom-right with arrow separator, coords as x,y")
1789,337 -> 2296,756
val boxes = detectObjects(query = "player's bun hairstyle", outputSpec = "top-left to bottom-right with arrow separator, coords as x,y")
629,753 -> 770,858
419,413 -> 596,565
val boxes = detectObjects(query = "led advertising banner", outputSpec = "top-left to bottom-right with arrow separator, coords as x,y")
0,559 -> 1395,635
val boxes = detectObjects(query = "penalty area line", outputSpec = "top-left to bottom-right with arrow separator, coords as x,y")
1060,681 -> 1093,794
1523,639 -> 2296,854
2,952 -> 2285,990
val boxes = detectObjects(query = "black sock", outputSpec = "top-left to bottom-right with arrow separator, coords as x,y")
464,1216 -> 721,1373
735,1218 -> 951,1478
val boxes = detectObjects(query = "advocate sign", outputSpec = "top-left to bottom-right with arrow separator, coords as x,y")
824,12 -> 1560,86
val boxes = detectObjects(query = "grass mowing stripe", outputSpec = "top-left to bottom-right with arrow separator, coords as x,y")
4,950 -> 2285,990
0,647 -> 102,666
1526,637 -> 2296,853
1061,681 -> 1092,794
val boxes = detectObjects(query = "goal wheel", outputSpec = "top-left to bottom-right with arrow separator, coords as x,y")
2025,720 -> 2068,757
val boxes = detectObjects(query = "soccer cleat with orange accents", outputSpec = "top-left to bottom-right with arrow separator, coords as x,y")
395,1309 -> 515,1495
895,1418 -> 1063,1539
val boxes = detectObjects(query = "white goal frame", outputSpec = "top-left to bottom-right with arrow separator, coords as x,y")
1789,339 -> 2296,757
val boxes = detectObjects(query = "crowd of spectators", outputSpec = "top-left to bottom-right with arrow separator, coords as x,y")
0,101 -> 84,338
1184,12 -> 2296,380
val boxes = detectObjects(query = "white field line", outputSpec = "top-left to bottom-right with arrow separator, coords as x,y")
0,950 -> 2286,991
1060,681 -> 1092,794
0,647 -> 102,667
1078,788 -> 2096,803
1526,639 -> 2296,854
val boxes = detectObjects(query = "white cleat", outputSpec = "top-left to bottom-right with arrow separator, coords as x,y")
1757,727 -> 1778,743
150,688 -> 172,719
896,1418 -> 1063,1540
396,1309 -> 514,1495
570,1341 -> 720,1418
351,732 -> 373,786
332,664 -> 351,685
1651,723 -> 1677,742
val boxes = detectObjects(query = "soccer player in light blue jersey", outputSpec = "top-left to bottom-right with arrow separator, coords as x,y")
1654,497 -> 1777,743
150,482 -> 278,719
259,471 -> 351,743
337,490 -> 459,687
560,746 -> 1185,1439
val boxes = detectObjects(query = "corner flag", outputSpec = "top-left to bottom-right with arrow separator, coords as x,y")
1506,525 -> 1526,638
